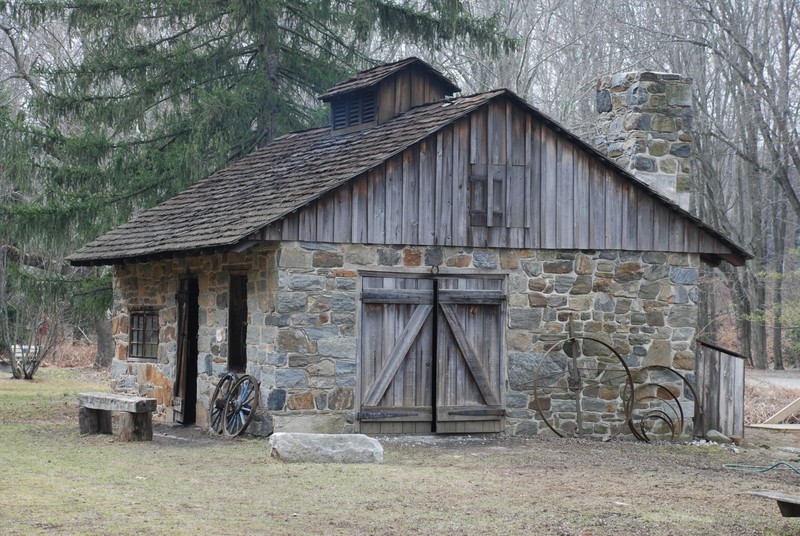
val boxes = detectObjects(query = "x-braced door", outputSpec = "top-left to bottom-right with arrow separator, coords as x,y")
358,274 -> 505,434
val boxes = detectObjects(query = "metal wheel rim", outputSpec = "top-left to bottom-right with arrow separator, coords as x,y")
532,336 -> 636,439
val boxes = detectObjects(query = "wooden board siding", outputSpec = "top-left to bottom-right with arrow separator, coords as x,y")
258,96 -> 735,258
695,344 -> 745,439
376,65 -> 454,125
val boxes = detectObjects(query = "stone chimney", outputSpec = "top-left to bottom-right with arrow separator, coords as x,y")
594,72 -> 694,211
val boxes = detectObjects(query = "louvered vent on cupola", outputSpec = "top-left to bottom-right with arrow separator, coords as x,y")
331,91 -> 377,132
319,58 -> 461,136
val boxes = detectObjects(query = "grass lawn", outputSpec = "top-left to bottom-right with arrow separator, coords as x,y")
1,367 -> 799,535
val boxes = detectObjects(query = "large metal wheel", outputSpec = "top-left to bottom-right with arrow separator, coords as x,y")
532,337 -> 636,439
223,374 -> 260,437
209,372 -> 236,434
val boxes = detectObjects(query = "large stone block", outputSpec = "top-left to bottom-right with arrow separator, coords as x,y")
318,337 -> 356,358
269,432 -> 383,463
276,292 -> 307,313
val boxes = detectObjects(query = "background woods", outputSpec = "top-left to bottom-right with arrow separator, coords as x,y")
1,0 -> 798,372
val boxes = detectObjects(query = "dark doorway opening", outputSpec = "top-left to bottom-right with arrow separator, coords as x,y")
175,278 -> 199,424
228,274 -> 248,373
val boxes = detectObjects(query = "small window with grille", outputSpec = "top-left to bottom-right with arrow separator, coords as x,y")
129,310 -> 159,360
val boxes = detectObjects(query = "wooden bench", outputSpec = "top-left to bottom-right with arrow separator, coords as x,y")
747,490 -> 800,517
78,392 -> 156,441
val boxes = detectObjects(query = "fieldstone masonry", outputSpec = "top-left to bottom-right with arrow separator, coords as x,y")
111,240 -> 699,438
595,71 -> 695,211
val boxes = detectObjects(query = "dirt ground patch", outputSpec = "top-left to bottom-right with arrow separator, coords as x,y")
3,366 -> 800,535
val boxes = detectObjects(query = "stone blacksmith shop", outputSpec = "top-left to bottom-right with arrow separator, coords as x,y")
69,58 -> 749,438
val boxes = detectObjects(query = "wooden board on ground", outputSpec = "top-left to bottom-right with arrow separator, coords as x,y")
764,396 -> 800,425
747,490 -> 800,517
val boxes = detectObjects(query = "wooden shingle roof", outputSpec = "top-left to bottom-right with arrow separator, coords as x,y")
68,91 -> 503,265
69,82 -> 750,267
318,57 -> 460,101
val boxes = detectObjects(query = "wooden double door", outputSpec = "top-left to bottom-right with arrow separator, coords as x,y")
358,274 -> 505,434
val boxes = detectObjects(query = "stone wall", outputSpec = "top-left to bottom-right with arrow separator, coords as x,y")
594,71 -> 694,212
111,241 -> 699,438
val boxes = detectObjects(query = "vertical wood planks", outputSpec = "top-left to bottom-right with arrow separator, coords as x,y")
418,138 -> 436,244
604,167 -> 622,249
395,70 -> 411,116
588,161 -> 606,249
622,183 -> 638,250
452,119 -> 469,245
541,126 -> 558,248
351,176 -> 368,243
695,345 -> 745,439
556,139 -> 574,248
385,154 -> 403,244
402,147 -> 420,244
653,204 -> 671,250
637,194 -> 655,251
377,79 -> 395,124
574,150 -> 590,249
528,118 -> 542,248
435,128 -> 454,245
367,166 -> 386,243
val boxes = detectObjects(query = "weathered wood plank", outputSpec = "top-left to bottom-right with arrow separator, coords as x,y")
401,147 -> 420,244
418,138 -> 436,244
364,304 -> 433,407
653,204 -> 671,250
367,165 -> 386,243
452,119 -> 469,244
764,396 -> 800,425
470,107 -> 488,165
574,150 -> 590,249
298,200 -> 315,241
747,491 -> 800,517
669,211 -> 686,251
541,126 -> 558,248
605,167 -> 622,249
316,193 -> 335,243
436,128 -> 454,245
386,154 -> 403,244
351,176 -> 368,243
622,183 -> 638,250
378,79 -> 396,124
78,406 -> 112,434
395,70 -> 411,116
439,304 -> 499,406
637,194 -> 655,250
360,288 -> 434,304
78,392 -> 156,413
524,114 -> 535,232
557,138 -> 574,247
488,100 -> 506,166
528,119 -> 542,248
588,161 -> 606,248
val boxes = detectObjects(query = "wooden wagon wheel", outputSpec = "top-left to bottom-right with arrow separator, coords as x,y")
223,374 -> 260,437
208,372 -> 237,434
532,336 -> 636,439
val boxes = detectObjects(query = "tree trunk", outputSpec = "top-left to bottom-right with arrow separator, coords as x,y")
94,315 -> 113,369
772,193 -> 787,370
